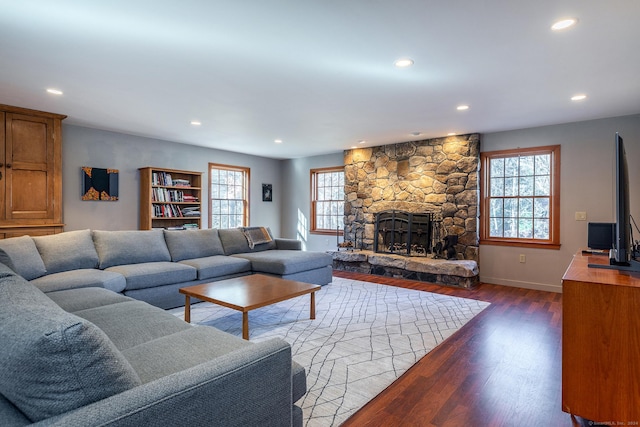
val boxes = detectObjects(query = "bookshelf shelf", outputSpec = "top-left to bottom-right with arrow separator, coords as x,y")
139,167 -> 202,230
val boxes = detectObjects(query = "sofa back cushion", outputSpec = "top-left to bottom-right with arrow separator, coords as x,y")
218,227 -> 276,255
0,264 -> 141,422
93,230 -> 171,269
33,230 -> 99,275
0,235 -> 47,280
163,228 -> 225,261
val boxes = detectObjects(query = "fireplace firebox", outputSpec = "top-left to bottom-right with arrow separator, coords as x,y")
373,210 -> 433,257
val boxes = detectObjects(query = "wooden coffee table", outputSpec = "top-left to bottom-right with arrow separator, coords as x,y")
179,274 -> 321,340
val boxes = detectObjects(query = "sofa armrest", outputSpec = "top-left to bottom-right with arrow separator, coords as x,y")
275,238 -> 302,250
36,338 -> 296,427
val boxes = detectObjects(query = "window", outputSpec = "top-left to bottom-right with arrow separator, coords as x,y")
480,145 -> 560,249
209,163 -> 249,229
311,167 -> 345,234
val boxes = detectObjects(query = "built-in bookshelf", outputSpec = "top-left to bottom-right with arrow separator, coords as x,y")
139,167 -> 202,230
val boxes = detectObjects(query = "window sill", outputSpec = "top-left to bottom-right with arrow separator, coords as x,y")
311,230 -> 343,236
480,239 -> 561,250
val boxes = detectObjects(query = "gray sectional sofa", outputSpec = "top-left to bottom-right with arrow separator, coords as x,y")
0,227 -> 333,426
0,227 -> 333,309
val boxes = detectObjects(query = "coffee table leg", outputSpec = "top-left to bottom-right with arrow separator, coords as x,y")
310,291 -> 316,319
242,312 -> 249,340
184,295 -> 191,323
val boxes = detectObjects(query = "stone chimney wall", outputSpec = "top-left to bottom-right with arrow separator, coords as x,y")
343,134 -> 480,261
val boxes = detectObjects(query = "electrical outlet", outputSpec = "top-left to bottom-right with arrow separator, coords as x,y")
519,254 -> 526,263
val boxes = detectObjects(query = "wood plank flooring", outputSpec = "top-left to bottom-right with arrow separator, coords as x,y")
334,271 -> 583,427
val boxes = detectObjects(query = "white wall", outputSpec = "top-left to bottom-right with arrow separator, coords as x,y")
280,152 -> 344,251
61,114 -> 640,293
62,125 -> 283,235
480,114 -> 640,292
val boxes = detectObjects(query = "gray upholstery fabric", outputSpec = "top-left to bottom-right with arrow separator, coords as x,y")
47,287 -> 134,313
218,227 -> 276,255
291,361 -> 307,403
30,269 -> 126,293
233,249 -> 333,275
106,261 -> 196,290
0,270 -> 140,422
0,235 -> 46,280
275,238 -> 303,250
278,265 -> 334,286
179,255 -> 251,280
93,229 -> 171,269
72,300 -> 191,351
33,229 -> 99,274
163,228 -> 225,261
122,325 -> 252,383
0,394 -> 30,426
36,338 -> 297,427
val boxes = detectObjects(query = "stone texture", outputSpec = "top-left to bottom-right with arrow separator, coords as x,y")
329,250 -> 479,289
343,134 -> 480,262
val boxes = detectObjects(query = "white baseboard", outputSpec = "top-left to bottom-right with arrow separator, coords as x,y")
479,276 -> 563,293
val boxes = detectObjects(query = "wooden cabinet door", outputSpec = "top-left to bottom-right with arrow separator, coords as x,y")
5,113 -> 56,221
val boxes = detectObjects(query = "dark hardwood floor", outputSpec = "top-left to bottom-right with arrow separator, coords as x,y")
334,271 -> 581,427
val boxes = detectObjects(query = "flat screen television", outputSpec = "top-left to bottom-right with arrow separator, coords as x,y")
589,132 -> 640,271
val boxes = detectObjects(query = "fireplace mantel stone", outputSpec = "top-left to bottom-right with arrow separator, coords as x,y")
329,250 -> 479,289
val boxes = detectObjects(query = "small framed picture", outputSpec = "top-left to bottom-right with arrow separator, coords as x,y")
262,184 -> 273,202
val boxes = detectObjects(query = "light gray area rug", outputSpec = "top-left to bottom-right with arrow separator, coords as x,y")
170,277 -> 490,426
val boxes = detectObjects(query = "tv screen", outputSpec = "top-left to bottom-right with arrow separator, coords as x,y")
614,133 -> 631,264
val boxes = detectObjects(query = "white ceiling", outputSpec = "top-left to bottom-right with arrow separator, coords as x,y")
1,1 -> 639,159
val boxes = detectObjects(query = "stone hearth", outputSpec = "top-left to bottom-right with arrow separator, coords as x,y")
330,250 -> 479,289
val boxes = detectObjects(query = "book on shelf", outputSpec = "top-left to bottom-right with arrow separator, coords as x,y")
172,178 -> 191,187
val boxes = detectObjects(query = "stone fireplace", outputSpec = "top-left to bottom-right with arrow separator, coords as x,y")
343,134 -> 480,261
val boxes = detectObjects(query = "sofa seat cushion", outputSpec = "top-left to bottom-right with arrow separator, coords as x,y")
47,287 -> 134,313
121,325 -> 252,383
121,326 -> 307,403
0,235 -> 47,280
93,229 -> 171,269
0,267 -> 141,422
106,261 -> 196,290
178,255 -> 251,280
30,269 -> 126,293
33,229 -> 99,274
164,229 -> 225,261
232,250 -> 333,275
73,300 -> 191,351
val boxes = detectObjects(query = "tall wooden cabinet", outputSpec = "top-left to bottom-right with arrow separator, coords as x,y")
0,104 -> 66,238
139,167 -> 202,230
562,251 -> 640,423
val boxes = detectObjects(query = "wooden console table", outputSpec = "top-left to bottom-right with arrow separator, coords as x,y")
562,251 -> 640,423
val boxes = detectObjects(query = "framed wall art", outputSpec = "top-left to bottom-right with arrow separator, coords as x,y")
82,166 -> 119,201
262,184 -> 272,202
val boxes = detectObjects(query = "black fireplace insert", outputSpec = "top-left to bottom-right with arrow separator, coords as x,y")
373,210 -> 433,256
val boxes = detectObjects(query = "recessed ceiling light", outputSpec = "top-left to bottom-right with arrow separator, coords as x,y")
456,105 -> 470,111
46,88 -> 63,95
350,146 -> 357,149
571,94 -> 587,101
190,120 -> 201,126
411,132 -> 421,136
274,139 -> 283,144
358,140 -> 366,144
394,58 -> 414,68
447,132 -> 457,136
551,18 -> 577,31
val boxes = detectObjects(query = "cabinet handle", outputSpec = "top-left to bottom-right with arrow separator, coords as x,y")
6,164 -> 11,168
0,163 -> 3,167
